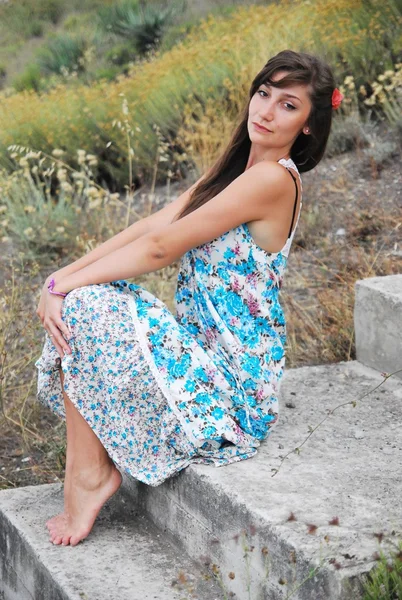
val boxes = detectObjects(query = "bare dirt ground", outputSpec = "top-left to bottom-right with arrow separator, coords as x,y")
1,130 -> 401,491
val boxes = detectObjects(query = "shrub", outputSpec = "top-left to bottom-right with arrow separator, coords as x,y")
0,147 -> 120,264
362,139 -> 399,171
36,33 -> 88,76
157,21 -> 195,54
105,42 -> 138,66
325,114 -> 371,157
34,0 -> 65,25
11,64 -> 43,93
96,0 -> 140,37
0,0 -> 65,41
97,0 -> 184,55
92,66 -> 122,82
361,63 -> 402,126
130,3 -> 184,55
27,20 -> 44,38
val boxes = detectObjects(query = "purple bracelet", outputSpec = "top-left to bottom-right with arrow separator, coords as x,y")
47,278 -> 67,298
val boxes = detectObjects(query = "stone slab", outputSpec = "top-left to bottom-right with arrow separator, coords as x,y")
354,273 -> 402,379
122,360 -> 402,599
0,483 -> 222,600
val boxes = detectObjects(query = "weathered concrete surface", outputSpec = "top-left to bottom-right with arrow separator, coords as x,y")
0,483 -> 222,600
1,360 -> 401,600
354,273 -> 402,380
123,359 -> 402,600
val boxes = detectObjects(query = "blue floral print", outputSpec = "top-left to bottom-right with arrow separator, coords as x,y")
35,158 -> 302,486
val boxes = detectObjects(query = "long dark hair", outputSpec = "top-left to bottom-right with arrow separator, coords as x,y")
175,49 -> 336,221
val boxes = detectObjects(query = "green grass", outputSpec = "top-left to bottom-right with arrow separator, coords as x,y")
362,542 -> 402,600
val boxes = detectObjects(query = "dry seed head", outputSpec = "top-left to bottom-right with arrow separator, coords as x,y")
87,186 -> 99,199
25,151 -> 41,159
61,182 -> 73,193
89,198 -> 103,210
57,168 -> 67,182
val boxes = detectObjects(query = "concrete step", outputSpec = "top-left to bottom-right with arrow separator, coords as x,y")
121,359 -> 402,600
354,273 -> 402,380
2,360 -> 401,599
0,483 -> 223,600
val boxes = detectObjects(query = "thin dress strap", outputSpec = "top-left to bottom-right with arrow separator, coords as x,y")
285,167 -> 298,239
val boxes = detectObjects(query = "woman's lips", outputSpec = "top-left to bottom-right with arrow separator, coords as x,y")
253,122 -> 272,133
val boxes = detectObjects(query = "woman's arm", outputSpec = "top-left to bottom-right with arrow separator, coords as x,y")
50,162 -> 291,295
49,174 -> 206,284
48,216 -> 151,284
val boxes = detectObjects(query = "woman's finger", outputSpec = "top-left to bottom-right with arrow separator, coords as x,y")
56,318 -> 73,343
46,329 -> 65,359
47,325 -> 72,358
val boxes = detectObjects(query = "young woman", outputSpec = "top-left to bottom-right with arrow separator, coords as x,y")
35,49 -> 342,547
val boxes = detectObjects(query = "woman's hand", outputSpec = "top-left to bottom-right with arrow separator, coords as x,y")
36,276 -> 72,358
36,274 -> 53,324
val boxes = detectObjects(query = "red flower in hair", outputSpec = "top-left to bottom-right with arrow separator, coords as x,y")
332,88 -> 344,109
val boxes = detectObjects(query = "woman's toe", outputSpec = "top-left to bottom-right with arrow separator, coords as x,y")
61,534 -> 71,546
52,535 -> 63,545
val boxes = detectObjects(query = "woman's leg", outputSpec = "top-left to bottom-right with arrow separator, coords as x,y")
45,369 -> 78,530
47,368 -> 122,546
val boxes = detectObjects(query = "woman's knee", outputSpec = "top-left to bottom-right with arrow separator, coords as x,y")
61,285 -> 91,326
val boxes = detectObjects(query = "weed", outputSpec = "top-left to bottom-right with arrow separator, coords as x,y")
362,541 -> 402,600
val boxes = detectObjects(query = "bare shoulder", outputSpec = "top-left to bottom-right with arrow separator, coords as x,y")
249,159 -> 297,188
147,160 -> 299,263
246,160 -> 302,254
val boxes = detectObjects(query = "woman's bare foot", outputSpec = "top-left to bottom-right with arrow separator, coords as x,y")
46,513 -> 67,531
46,465 -> 73,532
48,462 -> 122,546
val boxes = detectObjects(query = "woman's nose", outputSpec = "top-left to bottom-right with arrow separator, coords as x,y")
260,103 -> 275,121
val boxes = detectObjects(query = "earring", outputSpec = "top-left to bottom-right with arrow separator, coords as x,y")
304,127 -> 310,134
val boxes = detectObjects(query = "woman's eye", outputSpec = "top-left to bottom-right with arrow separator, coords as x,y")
258,90 -> 296,110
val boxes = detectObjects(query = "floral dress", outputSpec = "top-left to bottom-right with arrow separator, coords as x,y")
35,157 -> 303,486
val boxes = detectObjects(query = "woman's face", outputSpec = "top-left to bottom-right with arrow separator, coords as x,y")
247,70 -> 312,156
